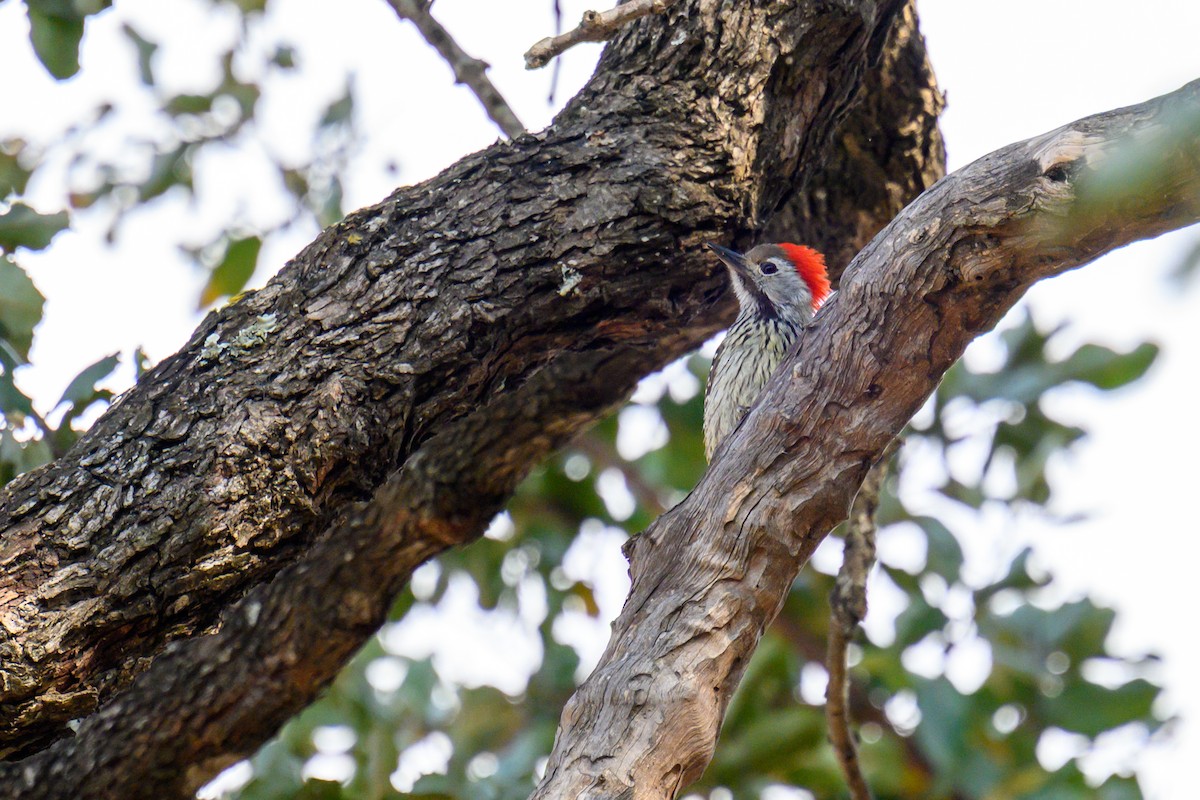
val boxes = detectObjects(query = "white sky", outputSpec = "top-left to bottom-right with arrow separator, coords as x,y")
1,0 -> 1198,797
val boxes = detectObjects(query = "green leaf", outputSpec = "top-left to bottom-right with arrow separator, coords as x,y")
23,1 -> 112,80
914,677 -> 973,773
121,23 -> 157,86
1056,342 -> 1159,391
164,93 -> 215,116
722,635 -> 798,732
200,236 -> 262,307
319,81 -> 355,128
1097,774 -> 1145,800
980,547 -> 1046,597
990,412 -> 1084,505
1,427 -> 54,486
939,477 -> 986,509
226,0 -> 268,12
55,353 -> 118,424
1017,763 -> 1093,800
138,146 -> 192,202
25,4 -> 84,80
913,515 -> 964,579
893,597 -> 948,647
1169,234 -> 1200,285
279,167 -> 310,201
132,346 -> 152,381
1043,678 -> 1159,737
957,745 -> 1007,798
223,84 -> 261,122
0,203 -> 69,252
1054,600 -> 1117,664
0,146 -> 32,198
0,364 -> 36,418
982,599 -> 1117,684
316,176 -> 344,228
942,314 -> 1158,407
1075,101 -> 1200,228
243,744 -> 304,800
0,255 -> 45,359
270,45 -> 296,69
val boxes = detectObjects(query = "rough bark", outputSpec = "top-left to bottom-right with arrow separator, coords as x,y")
531,77 -> 1200,799
769,0 -> 946,278
0,0 -> 935,794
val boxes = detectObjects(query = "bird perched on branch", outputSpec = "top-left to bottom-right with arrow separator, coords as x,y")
703,242 -> 831,461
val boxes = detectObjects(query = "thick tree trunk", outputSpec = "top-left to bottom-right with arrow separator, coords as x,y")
0,1 -> 944,795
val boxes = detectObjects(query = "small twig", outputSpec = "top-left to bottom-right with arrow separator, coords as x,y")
385,0 -> 525,139
525,0 -> 676,70
825,439 -> 898,800
772,614 -> 971,798
548,0 -> 564,104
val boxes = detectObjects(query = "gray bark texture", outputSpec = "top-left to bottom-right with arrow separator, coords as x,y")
0,0 -> 940,795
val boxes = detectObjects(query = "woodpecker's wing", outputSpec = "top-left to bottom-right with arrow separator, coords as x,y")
704,346 -> 722,403
702,343 -> 752,460
701,344 -> 723,461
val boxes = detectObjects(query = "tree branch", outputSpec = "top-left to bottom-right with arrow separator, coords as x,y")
385,0 -> 525,138
531,77 -> 1200,798
0,0 -> 921,792
525,0 -> 677,69
825,442 -> 895,800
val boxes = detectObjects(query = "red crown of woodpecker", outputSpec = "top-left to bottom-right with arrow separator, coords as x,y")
779,243 -> 831,312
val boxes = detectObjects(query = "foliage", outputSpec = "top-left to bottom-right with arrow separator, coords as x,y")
22,0 -> 114,80
0,3 -> 1174,800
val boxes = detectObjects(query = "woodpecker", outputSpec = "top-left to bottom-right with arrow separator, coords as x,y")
702,242 -> 831,461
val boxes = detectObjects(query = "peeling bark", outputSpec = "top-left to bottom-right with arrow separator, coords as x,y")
0,0 -> 932,795
532,77 -> 1200,799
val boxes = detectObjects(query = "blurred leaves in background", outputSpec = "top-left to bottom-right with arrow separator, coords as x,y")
0,2 -> 1178,799
0,202 -> 68,252
23,0 -> 114,80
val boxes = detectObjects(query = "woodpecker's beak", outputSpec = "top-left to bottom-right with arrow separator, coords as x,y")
706,242 -> 754,278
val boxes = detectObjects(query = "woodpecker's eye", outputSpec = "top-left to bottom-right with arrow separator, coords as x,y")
759,261 -> 779,275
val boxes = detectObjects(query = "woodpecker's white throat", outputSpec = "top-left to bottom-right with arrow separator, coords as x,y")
702,242 -> 831,461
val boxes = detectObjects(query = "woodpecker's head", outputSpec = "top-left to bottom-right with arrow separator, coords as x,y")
706,242 -> 831,323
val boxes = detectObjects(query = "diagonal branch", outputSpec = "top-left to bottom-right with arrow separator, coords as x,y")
385,0 -> 525,138
531,77 -> 1200,799
0,0 -> 923,792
